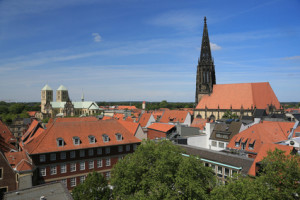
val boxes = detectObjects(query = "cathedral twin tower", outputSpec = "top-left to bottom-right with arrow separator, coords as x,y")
195,17 -> 216,104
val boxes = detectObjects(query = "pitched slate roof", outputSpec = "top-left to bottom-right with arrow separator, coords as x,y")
23,118 -> 141,154
0,120 -> 17,152
159,110 -> 189,123
248,143 -> 294,176
147,123 -> 175,133
196,82 -> 281,110
210,121 -> 242,142
227,121 -> 300,154
178,145 -> 254,175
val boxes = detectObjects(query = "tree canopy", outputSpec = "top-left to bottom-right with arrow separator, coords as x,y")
72,172 -> 111,200
111,140 -> 215,200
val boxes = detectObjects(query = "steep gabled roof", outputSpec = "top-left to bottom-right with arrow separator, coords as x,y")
148,123 -> 175,133
190,118 -> 207,130
138,113 -> 152,127
0,120 -> 17,152
41,84 -> 52,91
248,144 -> 294,176
227,121 -> 298,154
196,82 -> 280,110
23,118 -> 141,154
159,110 -> 189,123
5,151 -> 34,172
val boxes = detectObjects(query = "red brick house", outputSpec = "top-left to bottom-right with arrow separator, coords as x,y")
22,117 -> 141,190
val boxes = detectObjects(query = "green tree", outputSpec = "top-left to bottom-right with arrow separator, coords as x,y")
210,149 -> 300,200
8,103 -> 25,114
72,172 -> 111,200
222,111 -> 239,119
111,140 -> 215,200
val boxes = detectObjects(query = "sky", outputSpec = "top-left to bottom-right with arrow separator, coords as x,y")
0,0 -> 299,102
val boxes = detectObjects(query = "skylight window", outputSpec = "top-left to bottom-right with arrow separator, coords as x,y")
88,135 -> 96,144
57,138 -> 64,147
102,134 -> 109,142
73,137 -> 80,145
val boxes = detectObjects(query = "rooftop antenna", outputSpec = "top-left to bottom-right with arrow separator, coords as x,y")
81,89 -> 84,102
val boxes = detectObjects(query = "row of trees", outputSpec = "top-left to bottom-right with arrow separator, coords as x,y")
72,140 -> 300,200
0,101 -> 40,124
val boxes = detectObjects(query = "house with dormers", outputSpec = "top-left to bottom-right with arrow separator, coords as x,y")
21,117 -> 141,190
159,110 -> 191,126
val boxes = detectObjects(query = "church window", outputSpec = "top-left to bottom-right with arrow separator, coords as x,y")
116,133 -> 122,141
57,138 -> 64,147
88,135 -> 96,144
102,134 -> 109,142
73,137 -> 80,145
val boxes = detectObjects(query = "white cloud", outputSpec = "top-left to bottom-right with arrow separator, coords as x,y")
282,55 -> 300,60
210,42 -> 221,51
92,33 -> 102,42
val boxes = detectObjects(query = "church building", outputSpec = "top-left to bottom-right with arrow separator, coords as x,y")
194,17 -> 282,120
41,85 -> 102,118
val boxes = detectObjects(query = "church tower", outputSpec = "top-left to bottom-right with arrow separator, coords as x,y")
41,84 -> 53,113
56,85 -> 69,102
195,17 -> 216,104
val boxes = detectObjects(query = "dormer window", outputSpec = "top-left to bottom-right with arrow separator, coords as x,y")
57,138 -> 64,147
235,139 -> 241,147
102,134 -> 109,142
88,135 -> 96,144
73,137 -> 80,145
116,133 -> 122,141
248,140 -> 255,150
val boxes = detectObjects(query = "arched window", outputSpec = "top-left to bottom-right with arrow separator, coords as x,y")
88,135 -> 96,144
73,136 -> 80,145
102,134 -> 109,142
57,138 -> 64,147
115,133 -> 122,141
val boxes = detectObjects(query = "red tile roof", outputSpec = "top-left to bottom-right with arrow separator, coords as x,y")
118,120 -> 140,136
191,118 -> 207,130
102,116 -> 112,120
227,121 -> 297,154
138,113 -> 153,127
147,123 -> 175,133
113,113 -> 125,120
248,144 -> 293,176
5,151 -> 34,172
27,111 -> 37,117
159,110 -> 189,123
117,106 -> 137,110
0,120 -> 17,152
196,82 -> 281,110
21,119 -> 40,141
151,111 -> 163,120
23,118 -> 141,154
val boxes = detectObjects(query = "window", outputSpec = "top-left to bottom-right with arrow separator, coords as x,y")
88,135 -> 96,144
235,139 -> 241,147
217,166 -> 223,177
50,153 -> 56,161
89,160 -> 94,169
105,147 -> 110,154
241,141 -> 247,150
73,137 -> 80,145
211,141 -> 217,147
80,150 -> 85,157
50,166 -> 57,175
97,159 -> 103,168
70,163 -> 76,172
218,142 -> 225,148
60,179 -> 67,187
0,168 -> 2,179
57,138 -> 64,147
70,177 -> 76,187
70,151 -> 76,158
40,155 -> 46,162
205,163 -> 209,167
118,146 -> 123,152
224,168 -> 229,179
60,152 -> 66,160
80,161 -> 85,170
40,167 -> 46,176
80,176 -> 86,184
248,141 -> 255,150
133,144 -> 137,150
106,171 -> 111,179
88,149 -> 94,156
106,158 -> 111,166
102,134 -> 109,142
211,164 -> 216,173
97,148 -> 102,155
116,133 -> 122,141
126,145 -> 130,151
61,164 -> 67,173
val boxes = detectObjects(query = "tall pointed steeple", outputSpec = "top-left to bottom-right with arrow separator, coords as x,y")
195,17 -> 216,104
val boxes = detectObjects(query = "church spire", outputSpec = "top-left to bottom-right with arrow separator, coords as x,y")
195,17 -> 216,104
